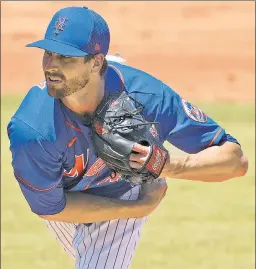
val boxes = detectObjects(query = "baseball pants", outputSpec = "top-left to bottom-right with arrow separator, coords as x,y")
45,185 -> 148,269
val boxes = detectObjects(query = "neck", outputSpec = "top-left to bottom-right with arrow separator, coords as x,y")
61,76 -> 105,116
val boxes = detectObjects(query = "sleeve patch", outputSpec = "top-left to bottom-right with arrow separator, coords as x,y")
181,98 -> 208,123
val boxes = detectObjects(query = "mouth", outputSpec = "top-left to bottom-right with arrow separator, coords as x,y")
47,76 -> 63,84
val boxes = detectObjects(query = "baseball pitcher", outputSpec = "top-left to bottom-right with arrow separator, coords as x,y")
7,6 -> 248,269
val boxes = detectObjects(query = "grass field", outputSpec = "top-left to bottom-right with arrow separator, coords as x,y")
1,94 -> 255,269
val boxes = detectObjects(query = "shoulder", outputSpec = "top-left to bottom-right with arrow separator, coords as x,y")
8,81 -> 67,153
7,116 -> 63,161
106,62 -> 178,99
106,62 -> 180,120
8,117 -> 38,146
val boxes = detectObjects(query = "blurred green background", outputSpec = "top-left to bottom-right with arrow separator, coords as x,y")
2,95 -> 254,269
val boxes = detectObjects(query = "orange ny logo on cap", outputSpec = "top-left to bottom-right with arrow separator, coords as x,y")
54,17 -> 68,35
94,43 -> 101,52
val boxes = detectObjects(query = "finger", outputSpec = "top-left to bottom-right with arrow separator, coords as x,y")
129,161 -> 143,169
129,153 -> 147,163
132,143 -> 150,154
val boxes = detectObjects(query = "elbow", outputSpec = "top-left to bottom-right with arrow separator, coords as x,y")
219,154 -> 249,182
234,155 -> 249,178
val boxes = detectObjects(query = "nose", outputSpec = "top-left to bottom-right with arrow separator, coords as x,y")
43,53 -> 61,72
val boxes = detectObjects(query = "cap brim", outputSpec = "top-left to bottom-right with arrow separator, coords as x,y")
26,39 -> 88,57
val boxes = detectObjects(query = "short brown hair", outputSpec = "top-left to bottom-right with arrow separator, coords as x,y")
85,55 -> 108,76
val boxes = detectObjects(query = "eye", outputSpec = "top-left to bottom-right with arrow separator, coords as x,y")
45,50 -> 52,56
60,54 -> 71,59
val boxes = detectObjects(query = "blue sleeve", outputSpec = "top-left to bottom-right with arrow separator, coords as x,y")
8,117 -> 66,215
134,83 -> 239,154
109,62 -> 239,153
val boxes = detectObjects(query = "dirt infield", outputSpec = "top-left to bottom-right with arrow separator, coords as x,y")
1,1 -> 255,102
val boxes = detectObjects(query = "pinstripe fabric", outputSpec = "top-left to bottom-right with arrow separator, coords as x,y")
44,184 -> 148,269
45,220 -> 76,258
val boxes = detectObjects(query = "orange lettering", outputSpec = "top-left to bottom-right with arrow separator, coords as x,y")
110,173 -> 121,183
64,153 -> 88,178
97,173 -> 121,186
86,158 -> 106,177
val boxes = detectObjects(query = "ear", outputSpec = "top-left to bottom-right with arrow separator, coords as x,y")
91,54 -> 104,74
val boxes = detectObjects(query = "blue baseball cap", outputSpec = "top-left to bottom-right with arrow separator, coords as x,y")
26,6 -> 110,57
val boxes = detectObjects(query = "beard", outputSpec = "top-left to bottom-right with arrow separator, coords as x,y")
47,74 -> 90,98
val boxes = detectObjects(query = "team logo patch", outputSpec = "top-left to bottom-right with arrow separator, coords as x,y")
54,17 -> 68,35
94,43 -> 101,52
181,99 -> 208,123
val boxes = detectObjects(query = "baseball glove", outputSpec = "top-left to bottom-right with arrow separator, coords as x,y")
91,90 -> 168,185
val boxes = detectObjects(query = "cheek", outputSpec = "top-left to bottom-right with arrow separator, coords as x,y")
42,55 -> 49,70
66,65 -> 90,80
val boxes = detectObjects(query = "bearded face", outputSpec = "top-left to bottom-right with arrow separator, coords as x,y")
43,50 -> 92,98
